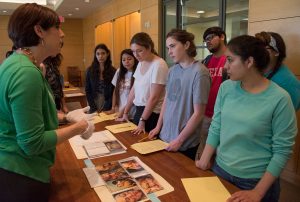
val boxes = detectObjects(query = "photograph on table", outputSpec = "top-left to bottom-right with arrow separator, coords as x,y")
113,187 -> 147,202
100,167 -> 130,181
135,174 -> 164,194
106,177 -> 137,193
95,161 -> 121,173
104,140 -> 125,153
120,159 -> 145,173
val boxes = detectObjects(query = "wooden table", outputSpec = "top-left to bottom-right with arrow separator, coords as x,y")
49,120 -> 239,202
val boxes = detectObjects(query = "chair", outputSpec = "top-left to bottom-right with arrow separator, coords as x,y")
67,66 -> 82,87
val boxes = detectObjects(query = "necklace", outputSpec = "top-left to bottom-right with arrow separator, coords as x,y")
16,48 -> 38,66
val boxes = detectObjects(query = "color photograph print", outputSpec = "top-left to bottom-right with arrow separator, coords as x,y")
135,174 -> 163,194
104,140 -> 124,152
106,177 -> 137,193
113,187 -> 147,202
100,167 -> 130,182
120,159 -> 145,173
95,161 -> 121,173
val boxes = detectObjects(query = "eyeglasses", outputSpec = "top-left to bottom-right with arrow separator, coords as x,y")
203,34 -> 217,43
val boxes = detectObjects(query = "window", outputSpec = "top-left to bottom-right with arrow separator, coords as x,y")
163,0 -> 249,62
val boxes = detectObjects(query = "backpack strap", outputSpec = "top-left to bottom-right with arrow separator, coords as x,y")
201,54 -> 213,66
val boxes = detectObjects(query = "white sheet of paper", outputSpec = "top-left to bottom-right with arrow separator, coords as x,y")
84,142 -> 110,157
69,130 -> 126,159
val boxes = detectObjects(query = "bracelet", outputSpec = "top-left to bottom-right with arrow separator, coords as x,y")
139,117 -> 147,122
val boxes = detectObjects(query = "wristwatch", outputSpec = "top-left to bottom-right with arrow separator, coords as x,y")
139,117 -> 147,122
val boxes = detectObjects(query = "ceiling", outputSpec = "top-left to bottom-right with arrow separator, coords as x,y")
0,0 -> 111,19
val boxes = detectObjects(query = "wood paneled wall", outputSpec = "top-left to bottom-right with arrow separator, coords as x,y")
0,16 -> 13,64
141,0 -> 161,54
94,12 -> 141,69
82,0 -> 160,70
60,19 -> 84,82
0,16 -> 84,84
248,0 -> 300,185
83,14 -> 95,73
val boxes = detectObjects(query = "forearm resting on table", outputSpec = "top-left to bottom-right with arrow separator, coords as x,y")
253,172 -> 277,198
196,144 -> 216,170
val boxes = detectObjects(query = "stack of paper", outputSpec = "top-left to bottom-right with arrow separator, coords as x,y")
105,122 -> 137,133
93,113 -> 117,124
181,177 -> 230,202
131,139 -> 169,154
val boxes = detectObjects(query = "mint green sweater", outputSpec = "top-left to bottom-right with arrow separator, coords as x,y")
0,53 -> 58,183
207,80 -> 297,178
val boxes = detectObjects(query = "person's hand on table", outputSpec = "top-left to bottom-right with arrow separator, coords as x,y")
132,120 -> 145,135
103,107 -> 117,115
165,138 -> 182,152
148,126 -> 160,139
227,190 -> 263,202
195,155 -> 212,170
115,113 -> 129,122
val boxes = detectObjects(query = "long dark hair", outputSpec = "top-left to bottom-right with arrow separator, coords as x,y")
89,44 -> 115,84
114,49 -> 138,106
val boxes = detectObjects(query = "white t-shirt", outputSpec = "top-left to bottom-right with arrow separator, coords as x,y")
133,57 -> 169,113
111,69 -> 133,111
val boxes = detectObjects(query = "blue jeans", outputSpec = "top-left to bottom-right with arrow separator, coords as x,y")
212,162 -> 280,202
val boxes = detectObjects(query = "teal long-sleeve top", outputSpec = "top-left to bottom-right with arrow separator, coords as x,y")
207,80 -> 297,179
267,64 -> 300,111
0,53 -> 58,183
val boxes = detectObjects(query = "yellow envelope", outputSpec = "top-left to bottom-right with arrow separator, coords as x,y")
131,139 -> 169,154
181,177 -> 230,202
105,122 -> 137,133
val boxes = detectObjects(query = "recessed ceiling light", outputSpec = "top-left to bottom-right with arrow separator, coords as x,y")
3,10 -> 7,13
75,8 -> 79,11
68,13 -> 73,16
196,10 -> 205,14
84,0 -> 89,3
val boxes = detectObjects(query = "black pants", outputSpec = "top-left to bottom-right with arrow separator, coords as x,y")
0,168 -> 50,202
133,106 -> 159,132
180,144 -> 199,160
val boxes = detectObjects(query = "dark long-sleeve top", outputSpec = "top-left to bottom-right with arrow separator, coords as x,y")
85,67 -> 115,113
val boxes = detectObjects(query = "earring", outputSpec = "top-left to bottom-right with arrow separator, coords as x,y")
41,39 -> 45,46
